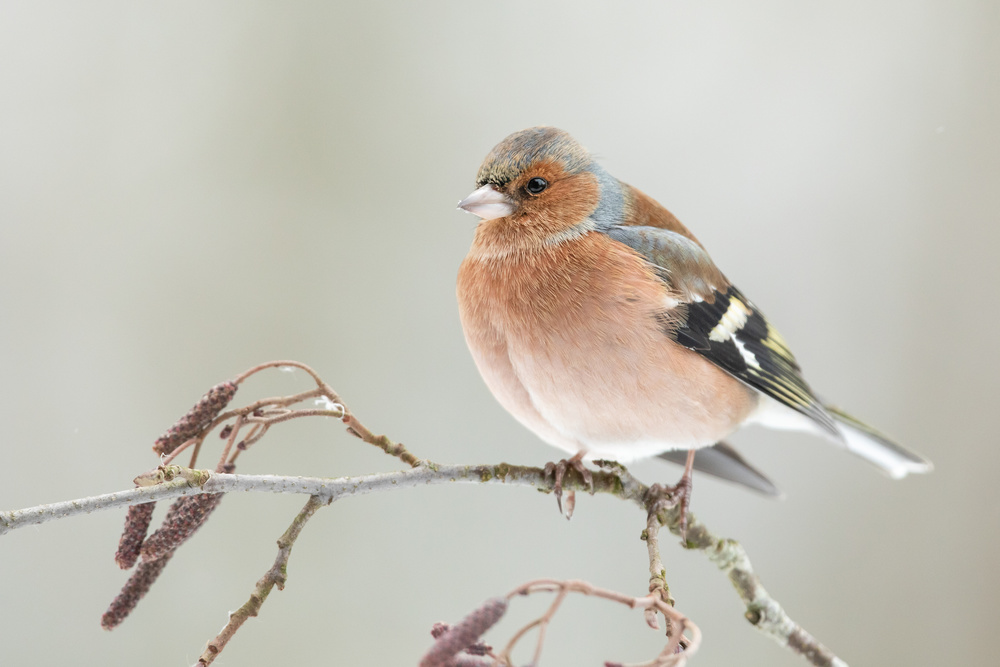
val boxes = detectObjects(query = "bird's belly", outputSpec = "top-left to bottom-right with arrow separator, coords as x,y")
503,312 -> 751,462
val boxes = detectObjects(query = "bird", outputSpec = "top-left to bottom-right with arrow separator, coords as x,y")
455,127 -> 931,526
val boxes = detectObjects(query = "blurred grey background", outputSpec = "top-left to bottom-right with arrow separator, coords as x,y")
1,2 -> 997,665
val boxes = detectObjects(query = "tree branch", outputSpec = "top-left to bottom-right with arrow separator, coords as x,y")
0,463 -> 629,536
653,502 -> 848,667
0,463 -> 846,666
198,494 -> 328,665
0,361 -> 850,666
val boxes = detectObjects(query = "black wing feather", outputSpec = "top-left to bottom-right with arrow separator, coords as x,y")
675,286 -> 838,435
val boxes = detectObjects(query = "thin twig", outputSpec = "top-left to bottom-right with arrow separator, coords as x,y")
216,414 -> 244,471
531,585 -> 567,664
342,413 -> 422,467
197,494 -> 328,665
233,360 -> 327,386
227,423 -> 268,466
155,436 -> 198,467
214,388 -> 326,424
643,507 -> 675,631
497,579 -> 699,666
246,407 -> 345,426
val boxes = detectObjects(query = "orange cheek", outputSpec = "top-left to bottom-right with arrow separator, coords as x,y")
517,172 -> 600,234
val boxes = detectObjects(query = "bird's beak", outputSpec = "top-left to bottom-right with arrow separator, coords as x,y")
457,184 -> 515,220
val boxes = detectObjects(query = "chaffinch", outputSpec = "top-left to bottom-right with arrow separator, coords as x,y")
456,127 -> 931,521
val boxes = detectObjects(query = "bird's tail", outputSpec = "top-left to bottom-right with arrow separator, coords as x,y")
823,404 -> 932,479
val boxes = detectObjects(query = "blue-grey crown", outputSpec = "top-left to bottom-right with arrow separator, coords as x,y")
475,127 -> 592,187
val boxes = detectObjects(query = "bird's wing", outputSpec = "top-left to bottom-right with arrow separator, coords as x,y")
604,224 -> 839,436
657,442 -> 782,497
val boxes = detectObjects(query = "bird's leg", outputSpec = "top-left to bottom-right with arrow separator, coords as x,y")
648,449 -> 696,541
543,451 -> 594,520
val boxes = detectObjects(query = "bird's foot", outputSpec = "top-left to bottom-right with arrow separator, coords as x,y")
647,470 -> 694,542
543,452 -> 594,520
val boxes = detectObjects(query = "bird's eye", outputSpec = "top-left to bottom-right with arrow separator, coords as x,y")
525,177 -> 548,195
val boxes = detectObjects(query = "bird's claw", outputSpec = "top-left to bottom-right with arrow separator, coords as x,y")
647,475 -> 693,542
544,455 -> 594,520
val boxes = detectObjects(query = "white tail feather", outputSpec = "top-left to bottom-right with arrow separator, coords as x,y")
827,408 -> 932,479
748,396 -> 932,478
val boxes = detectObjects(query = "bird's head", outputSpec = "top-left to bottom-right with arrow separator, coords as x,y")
458,127 -> 624,242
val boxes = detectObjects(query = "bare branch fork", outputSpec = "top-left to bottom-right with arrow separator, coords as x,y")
0,361 -> 847,667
